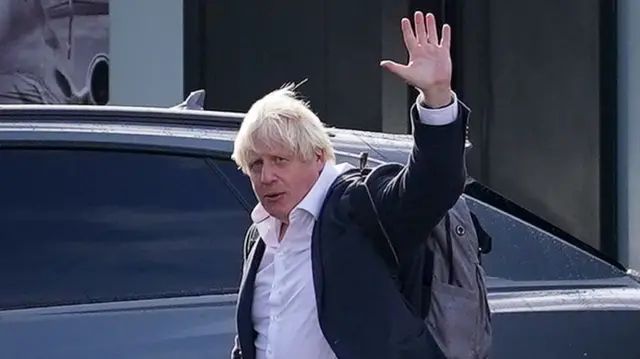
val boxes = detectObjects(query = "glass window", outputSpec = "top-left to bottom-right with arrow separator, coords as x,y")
214,159 -> 257,208
466,196 -> 628,285
0,149 -> 252,310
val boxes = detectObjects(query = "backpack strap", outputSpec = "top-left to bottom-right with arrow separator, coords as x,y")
444,213 -> 455,285
243,223 -> 260,261
361,178 -> 402,281
355,152 -> 402,285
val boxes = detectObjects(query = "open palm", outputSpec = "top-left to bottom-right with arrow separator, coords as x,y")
381,12 -> 452,95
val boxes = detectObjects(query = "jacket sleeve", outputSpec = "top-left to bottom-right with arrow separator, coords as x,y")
363,99 -> 469,259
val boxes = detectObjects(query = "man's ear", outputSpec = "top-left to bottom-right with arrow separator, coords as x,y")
314,151 -> 326,172
315,150 -> 326,164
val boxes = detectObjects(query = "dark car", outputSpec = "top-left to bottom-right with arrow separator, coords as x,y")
1,97 -> 639,359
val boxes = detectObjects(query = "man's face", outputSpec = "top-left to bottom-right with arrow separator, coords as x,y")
247,142 -> 325,223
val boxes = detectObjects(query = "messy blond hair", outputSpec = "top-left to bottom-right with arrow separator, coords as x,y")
232,83 -> 335,174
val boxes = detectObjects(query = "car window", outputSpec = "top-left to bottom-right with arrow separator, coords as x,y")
466,196 -> 627,284
0,149 -> 252,310
214,159 -> 258,208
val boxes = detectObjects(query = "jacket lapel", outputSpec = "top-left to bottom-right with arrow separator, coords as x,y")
311,217 -> 324,308
236,239 -> 265,359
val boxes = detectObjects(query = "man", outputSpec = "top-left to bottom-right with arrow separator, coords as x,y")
231,11 -> 469,359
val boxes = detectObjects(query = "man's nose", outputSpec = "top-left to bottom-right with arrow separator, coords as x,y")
260,163 -> 277,184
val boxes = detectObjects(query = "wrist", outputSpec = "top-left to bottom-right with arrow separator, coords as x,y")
418,87 -> 453,108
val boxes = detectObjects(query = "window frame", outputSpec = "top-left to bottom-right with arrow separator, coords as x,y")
0,138 -> 249,206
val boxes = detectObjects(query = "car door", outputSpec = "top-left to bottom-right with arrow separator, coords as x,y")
0,147 -> 250,359
465,193 -> 640,359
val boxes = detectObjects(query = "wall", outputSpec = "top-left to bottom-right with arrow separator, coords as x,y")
618,0 -> 640,270
110,0 -> 183,107
185,0 -> 416,133
457,0 -> 607,252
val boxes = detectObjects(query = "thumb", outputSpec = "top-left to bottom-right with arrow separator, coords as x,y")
380,60 -> 409,78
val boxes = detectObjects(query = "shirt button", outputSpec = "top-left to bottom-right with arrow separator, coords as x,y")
455,225 -> 465,235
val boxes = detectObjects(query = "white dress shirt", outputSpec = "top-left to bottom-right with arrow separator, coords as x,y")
250,92 -> 460,359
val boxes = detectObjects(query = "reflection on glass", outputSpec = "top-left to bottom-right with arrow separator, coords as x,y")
467,197 -> 626,285
0,149 -> 251,310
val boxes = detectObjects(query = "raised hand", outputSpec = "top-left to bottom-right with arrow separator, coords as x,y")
381,11 -> 453,108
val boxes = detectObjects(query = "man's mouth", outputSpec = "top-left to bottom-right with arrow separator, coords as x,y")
264,192 -> 285,201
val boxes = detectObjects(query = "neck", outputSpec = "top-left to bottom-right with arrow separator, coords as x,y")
278,222 -> 288,242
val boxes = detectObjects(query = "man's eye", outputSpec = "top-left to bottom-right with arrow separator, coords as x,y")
275,157 -> 287,163
249,160 -> 261,170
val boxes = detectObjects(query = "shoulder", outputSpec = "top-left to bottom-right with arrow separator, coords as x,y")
318,163 -> 407,221
448,196 -> 473,224
323,163 -> 405,206
362,162 -> 405,186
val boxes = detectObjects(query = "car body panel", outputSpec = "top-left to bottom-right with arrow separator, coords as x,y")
1,105 -> 639,359
0,295 -> 236,359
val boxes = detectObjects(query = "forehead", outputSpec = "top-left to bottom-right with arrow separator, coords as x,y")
249,140 -> 295,159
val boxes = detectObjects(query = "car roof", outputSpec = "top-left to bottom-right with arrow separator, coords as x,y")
0,104 -> 415,164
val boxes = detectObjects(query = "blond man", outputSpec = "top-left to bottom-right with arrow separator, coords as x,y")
232,11 -> 471,359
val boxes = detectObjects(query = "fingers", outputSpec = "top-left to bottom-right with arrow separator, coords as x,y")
403,11 -> 451,48
425,13 -> 438,44
401,18 -> 418,53
380,60 -> 410,78
414,11 -> 428,44
440,24 -> 451,49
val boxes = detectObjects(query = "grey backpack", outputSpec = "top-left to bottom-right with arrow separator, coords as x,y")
242,160 -> 493,359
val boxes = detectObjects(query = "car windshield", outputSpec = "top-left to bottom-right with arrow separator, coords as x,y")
465,195 -> 632,289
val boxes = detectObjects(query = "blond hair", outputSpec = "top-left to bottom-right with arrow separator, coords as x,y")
232,83 -> 335,173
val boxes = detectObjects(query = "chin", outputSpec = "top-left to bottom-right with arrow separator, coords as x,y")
268,206 -> 293,222
262,203 -> 284,217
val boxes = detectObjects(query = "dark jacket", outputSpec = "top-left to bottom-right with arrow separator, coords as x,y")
232,101 -> 470,359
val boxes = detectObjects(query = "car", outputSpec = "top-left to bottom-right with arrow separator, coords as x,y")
1,94 -> 639,359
